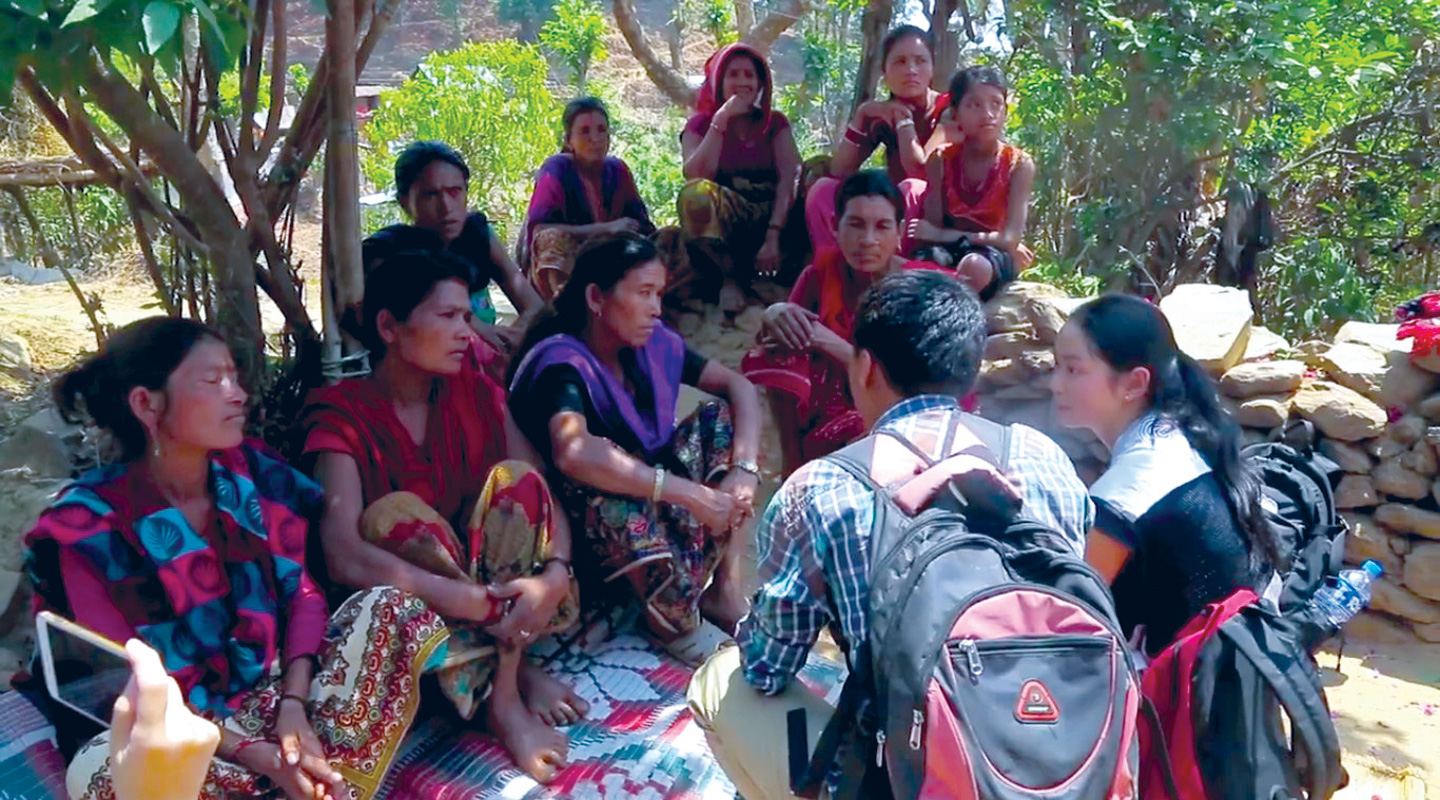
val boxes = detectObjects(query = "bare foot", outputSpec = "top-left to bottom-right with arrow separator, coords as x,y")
486,694 -> 569,784
518,662 -> 589,727
719,283 -> 746,314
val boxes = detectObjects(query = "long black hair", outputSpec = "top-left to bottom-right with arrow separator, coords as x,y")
52,316 -> 224,462
1070,294 -> 1280,569
508,236 -> 662,383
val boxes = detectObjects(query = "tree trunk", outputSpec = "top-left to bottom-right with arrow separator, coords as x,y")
613,0 -> 697,107
743,0 -> 808,53
931,0 -> 959,88
849,0 -> 893,118
327,0 -> 364,355
83,58 -> 263,385
666,10 -> 683,71
733,0 -> 754,37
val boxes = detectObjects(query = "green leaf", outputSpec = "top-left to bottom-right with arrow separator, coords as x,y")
61,0 -> 113,26
4,0 -> 47,19
142,0 -> 180,54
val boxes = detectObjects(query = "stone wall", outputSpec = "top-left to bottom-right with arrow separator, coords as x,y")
977,282 -> 1440,646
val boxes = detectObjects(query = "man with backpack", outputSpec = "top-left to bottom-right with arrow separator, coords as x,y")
688,270 -> 1108,800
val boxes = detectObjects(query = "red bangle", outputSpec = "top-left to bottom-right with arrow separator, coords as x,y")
843,126 -> 868,146
232,738 -> 267,764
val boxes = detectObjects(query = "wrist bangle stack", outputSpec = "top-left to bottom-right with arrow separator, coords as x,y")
733,458 -> 761,477
895,118 -> 916,130
652,467 -> 667,505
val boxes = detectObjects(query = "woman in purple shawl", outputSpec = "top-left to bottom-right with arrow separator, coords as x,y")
519,98 -> 656,302
508,236 -> 762,666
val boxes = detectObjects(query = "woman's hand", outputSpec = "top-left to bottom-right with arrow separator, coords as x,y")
906,218 -> 952,244
676,480 -> 743,539
237,740 -> 343,800
474,322 -> 515,356
756,230 -> 782,278
717,470 -> 759,530
109,640 -> 221,800
713,94 -> 749,129
430,580 -> 497,623
604,218 -> 645,237
484,568 -> 568,645
761,303 -> 816,351
272,700 -> 345,800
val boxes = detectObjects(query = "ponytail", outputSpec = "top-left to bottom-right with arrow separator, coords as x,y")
1071,294 -> 1281,570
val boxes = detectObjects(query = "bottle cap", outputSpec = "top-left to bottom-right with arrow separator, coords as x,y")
1362,560 -> 1383,578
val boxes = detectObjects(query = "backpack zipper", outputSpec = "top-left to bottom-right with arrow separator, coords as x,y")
909,709 -> 924,749
956,638 -> 983,681
875,729 -> 886,767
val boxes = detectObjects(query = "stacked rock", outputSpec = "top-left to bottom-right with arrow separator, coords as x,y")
1214,315 -> 1440,645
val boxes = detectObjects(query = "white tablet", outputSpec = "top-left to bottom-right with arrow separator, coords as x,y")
35,611 -> 131,728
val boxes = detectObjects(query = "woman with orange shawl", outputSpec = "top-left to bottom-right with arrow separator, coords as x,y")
743,171 -> 940,476
911,65 -> 1036,301
301,250 -> 583,785
677,43 -> 802,312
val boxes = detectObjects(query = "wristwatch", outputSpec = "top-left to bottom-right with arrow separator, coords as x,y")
733,458 -> 761,477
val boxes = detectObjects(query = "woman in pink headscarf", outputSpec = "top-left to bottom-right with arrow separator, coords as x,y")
677,43 -> 802,312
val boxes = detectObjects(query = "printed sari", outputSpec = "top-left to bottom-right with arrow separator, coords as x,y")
24,443 -> 449,800
300,358 -> 579,720
508,325 -> 734,635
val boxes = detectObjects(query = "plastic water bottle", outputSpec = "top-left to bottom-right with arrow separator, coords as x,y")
1310,560 -> 1383,628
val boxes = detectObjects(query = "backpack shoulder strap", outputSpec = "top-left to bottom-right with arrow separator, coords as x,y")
1214,611 -> 1346,800
960,412 -> 1013,473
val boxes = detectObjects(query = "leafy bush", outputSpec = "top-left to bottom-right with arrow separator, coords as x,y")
361,41 -> 562,242
539,0 -> 608,91
609,111 -> 687,228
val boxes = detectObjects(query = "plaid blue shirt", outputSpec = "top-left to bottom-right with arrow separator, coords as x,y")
735,395 -> 1095,695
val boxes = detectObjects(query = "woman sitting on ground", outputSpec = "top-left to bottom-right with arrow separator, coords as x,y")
743,171 -> 940,476
363,141 -> 543,362
508,236 -> 762,665
911,65 -> 1035,301
26,317 -> 448,800
806,25 -> 946,255
678,43 -> 802,312
302,251 -> 583,784
519,97 -> 656,302
1052,294 -> 1280,655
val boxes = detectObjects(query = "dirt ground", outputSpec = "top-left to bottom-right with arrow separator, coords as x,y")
1,252 -> 1436,797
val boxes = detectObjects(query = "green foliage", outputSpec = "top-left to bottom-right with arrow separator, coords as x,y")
609,110 -> 686,228
361,40 -> 562,242
698,0 -> 735,47
539,0 -> 607,91
287,62 -> 310,100
1,184 -> 133,270
0,0 -> 248,102
775,0 -> 861,144
1003,0 -> 1440,338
